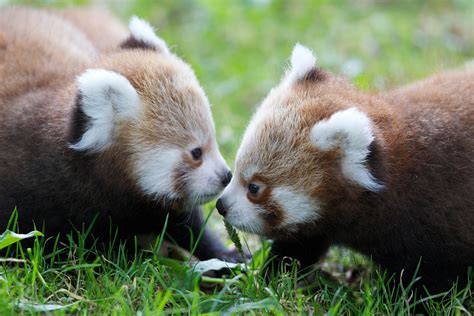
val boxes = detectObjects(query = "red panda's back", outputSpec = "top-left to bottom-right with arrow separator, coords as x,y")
379,68 -> 474,247
380,67 -> 474,130
0,6 -> 96,99
52,8 -> 127,54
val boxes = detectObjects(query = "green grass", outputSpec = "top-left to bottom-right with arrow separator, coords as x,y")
0,222 -> 472,314
2,0 -> 474,314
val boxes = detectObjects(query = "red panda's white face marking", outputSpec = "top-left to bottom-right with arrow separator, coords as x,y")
218,44 -> 382,237
221,172 -> 319,236
132,140 -> 228,204
271,187 -> 320,225
133,147 -> 182,200
71,18 -> 230,207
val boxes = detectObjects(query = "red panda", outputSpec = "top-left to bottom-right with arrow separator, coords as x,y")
0,7 -> 238,261
217,44 -> 474,291
51,8 -> 128,54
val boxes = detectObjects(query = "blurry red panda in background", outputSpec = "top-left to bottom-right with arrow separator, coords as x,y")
217,44 -> 474,291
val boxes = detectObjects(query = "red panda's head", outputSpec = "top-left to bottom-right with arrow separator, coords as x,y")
217,44 -> 383,238
70,17 -> 231,207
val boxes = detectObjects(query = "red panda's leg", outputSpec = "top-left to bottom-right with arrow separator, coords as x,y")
166,207 -> 245,262
267,236 -> 330,277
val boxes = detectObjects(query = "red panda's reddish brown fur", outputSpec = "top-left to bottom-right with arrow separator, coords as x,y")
0,7 -> 239,261
52,8 -> 128,53
218,45 -> 473,292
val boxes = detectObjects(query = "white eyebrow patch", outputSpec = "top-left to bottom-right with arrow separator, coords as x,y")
272,187 -> 320,228
242,165 -> 258,181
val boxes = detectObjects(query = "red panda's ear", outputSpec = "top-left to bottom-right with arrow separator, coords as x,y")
309,107 -> 383,192
283,43 -> 317,85
69,69 -> 140,152
120,16 -> 170,54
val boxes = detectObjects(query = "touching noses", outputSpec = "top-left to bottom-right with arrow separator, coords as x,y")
221,170 -> 232,187
216,197 -> 228,217
217,171 -> 232,217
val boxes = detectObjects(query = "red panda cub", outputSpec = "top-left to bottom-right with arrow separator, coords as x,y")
217,44 -> 474,291
51,8 -> 128,53
0,7 -> 238,261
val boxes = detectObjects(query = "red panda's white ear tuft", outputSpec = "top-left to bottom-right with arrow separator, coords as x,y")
128,16 -> 169,54
70,69 -> 140,152
309,107 -> 383,192
284,43 -> 317,85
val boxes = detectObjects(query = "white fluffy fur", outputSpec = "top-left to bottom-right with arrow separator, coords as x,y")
284,43 -> 317,85
242,165 -> 259,181
272,187 -> 320,228
134,147 -> 182,199
133,144 -> 229,202
310,107 -> 383,191
71,69 -> 139,152
129,16 -> 169,54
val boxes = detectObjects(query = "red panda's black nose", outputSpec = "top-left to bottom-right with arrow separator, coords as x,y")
222,171 -> 232,187
216,198 -> 227,217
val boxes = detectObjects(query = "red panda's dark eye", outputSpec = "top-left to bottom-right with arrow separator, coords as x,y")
191,147 -> 202,160
248,183 -> 260,195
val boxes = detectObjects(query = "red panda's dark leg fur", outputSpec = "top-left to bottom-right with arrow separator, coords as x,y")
268,236 -> 330,275
167,208 -> 244,262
